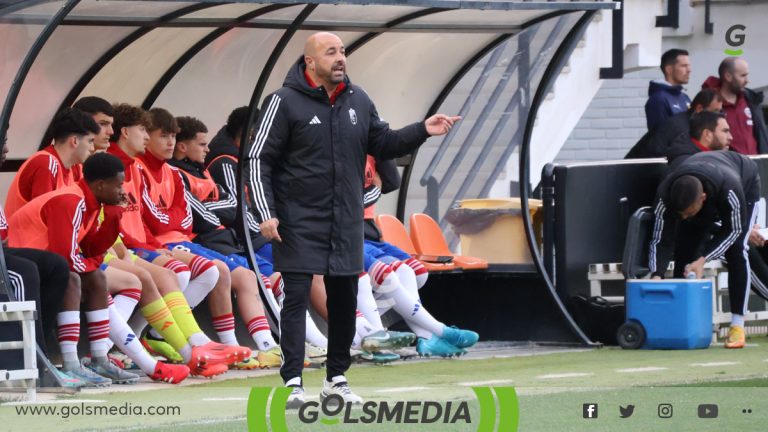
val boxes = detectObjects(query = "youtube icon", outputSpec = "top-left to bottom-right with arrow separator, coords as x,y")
698,404 -> 718,419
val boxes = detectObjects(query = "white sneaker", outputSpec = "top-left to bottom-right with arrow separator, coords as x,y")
286,385 -> 305,409
320,376 -> 363,405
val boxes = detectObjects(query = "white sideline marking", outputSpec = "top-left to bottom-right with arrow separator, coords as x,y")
536,373 -> 593,379
3,399 -> 105,406
458,379 -> 514,387
616,367 -> 668,373
375,386 -> 430,393
203,397 -> 247,401
689,362 -> 740,367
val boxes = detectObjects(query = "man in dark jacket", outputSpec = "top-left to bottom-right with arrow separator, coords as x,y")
645,49 -> 691,132
626,89 -> 722,159
246,32 -> 459,407
665,111 -> 731,170
702,57 -> 768,155
648,151 -> 759,349
206,106 -> 248,168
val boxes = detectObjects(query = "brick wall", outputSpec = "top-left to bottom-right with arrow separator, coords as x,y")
554,68 -> 664,163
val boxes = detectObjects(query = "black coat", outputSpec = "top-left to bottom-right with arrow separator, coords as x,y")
744,88 -> 768,154
246,57 -> 429,275
625,110 -> 691,159
206,131 -> 271,252
649,151 -> 760,277
664,132 -> 700,171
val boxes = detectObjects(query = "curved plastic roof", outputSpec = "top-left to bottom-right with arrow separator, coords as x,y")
0,0 -> 614,160
0,0 -> 615,347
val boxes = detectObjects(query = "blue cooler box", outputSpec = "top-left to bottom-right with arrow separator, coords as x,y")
625,279 -> 712,349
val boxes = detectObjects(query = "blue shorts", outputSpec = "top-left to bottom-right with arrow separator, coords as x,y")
363,240 -> 410,270
255,243 -> 274,276
132,248 -> 162,263
166,242 -> 249,272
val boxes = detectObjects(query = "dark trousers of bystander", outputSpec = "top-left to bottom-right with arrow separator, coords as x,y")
672,205 -> 756,316
3,247 -> 70,351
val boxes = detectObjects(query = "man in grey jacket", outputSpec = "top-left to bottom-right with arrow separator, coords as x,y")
247,32 -> 461,407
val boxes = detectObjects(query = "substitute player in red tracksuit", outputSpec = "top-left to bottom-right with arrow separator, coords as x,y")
136,108 -> 256,367
8,153 -> 189,386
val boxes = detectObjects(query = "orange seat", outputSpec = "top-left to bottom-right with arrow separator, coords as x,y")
408,213 -> 489,270
375,214 -> 456,272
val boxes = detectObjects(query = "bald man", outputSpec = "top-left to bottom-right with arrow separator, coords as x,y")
702,57 -> 768,155
246,32 -> 461,407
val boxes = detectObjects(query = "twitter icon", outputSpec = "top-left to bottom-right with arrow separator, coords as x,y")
619,405 -> 635,418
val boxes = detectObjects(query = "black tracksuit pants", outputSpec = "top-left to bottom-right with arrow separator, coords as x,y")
748,245 -> 768,301
279,272 -> 357,384
672,204 -> 756,316
3,248 -> 70,352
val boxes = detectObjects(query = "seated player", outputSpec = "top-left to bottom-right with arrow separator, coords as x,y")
306,271 -> 416,363
363,242 -> 478,357
0,138 -> 85,388
7,153 -> 189,385
363,155 -> 478,357
72,96 -> 115,153
105,103 -> 246,376
136,108 -> 270,368
166,115 -> 289,369
5,107 -> 98,216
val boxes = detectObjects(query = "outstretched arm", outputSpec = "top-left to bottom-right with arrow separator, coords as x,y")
366,96 -> 460,160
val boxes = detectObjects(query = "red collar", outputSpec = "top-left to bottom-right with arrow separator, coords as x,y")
304,70 -> 347,105
45,145 -> 72,172
136,151 -> 167,182
107,142 -> 135,168
691,137 -> 711,152
137,150 -> 166,171
77,178 -> 101,214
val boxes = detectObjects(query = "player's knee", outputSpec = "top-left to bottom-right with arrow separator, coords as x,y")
134,267 -> 153,291
81,270 -> 108,295
231,268 -> 259,295
67,272 -> 81,298
213,260 -> 232,287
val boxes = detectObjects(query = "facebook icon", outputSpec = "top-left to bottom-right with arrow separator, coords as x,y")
583,403 -> 598,419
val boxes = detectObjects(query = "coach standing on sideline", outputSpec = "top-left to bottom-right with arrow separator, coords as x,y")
247,31 -> 459,407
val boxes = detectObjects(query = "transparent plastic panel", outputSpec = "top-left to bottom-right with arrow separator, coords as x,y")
7,25 -> 135,159
4,1 -> 68,17
0,0 -> 64,104
184,3 -> 266,19
347,32 -> 497,128
309,4 -> 423,25
0,25 -> 47,111
246,4 -> 304,22
155,29 -> 363,134
152,27 -> 286,135
407,9 -> 547,27
401,14 -> 582,248
0,0 -> 63,205
80,27 -> 212,106
68,0 -> 196,19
